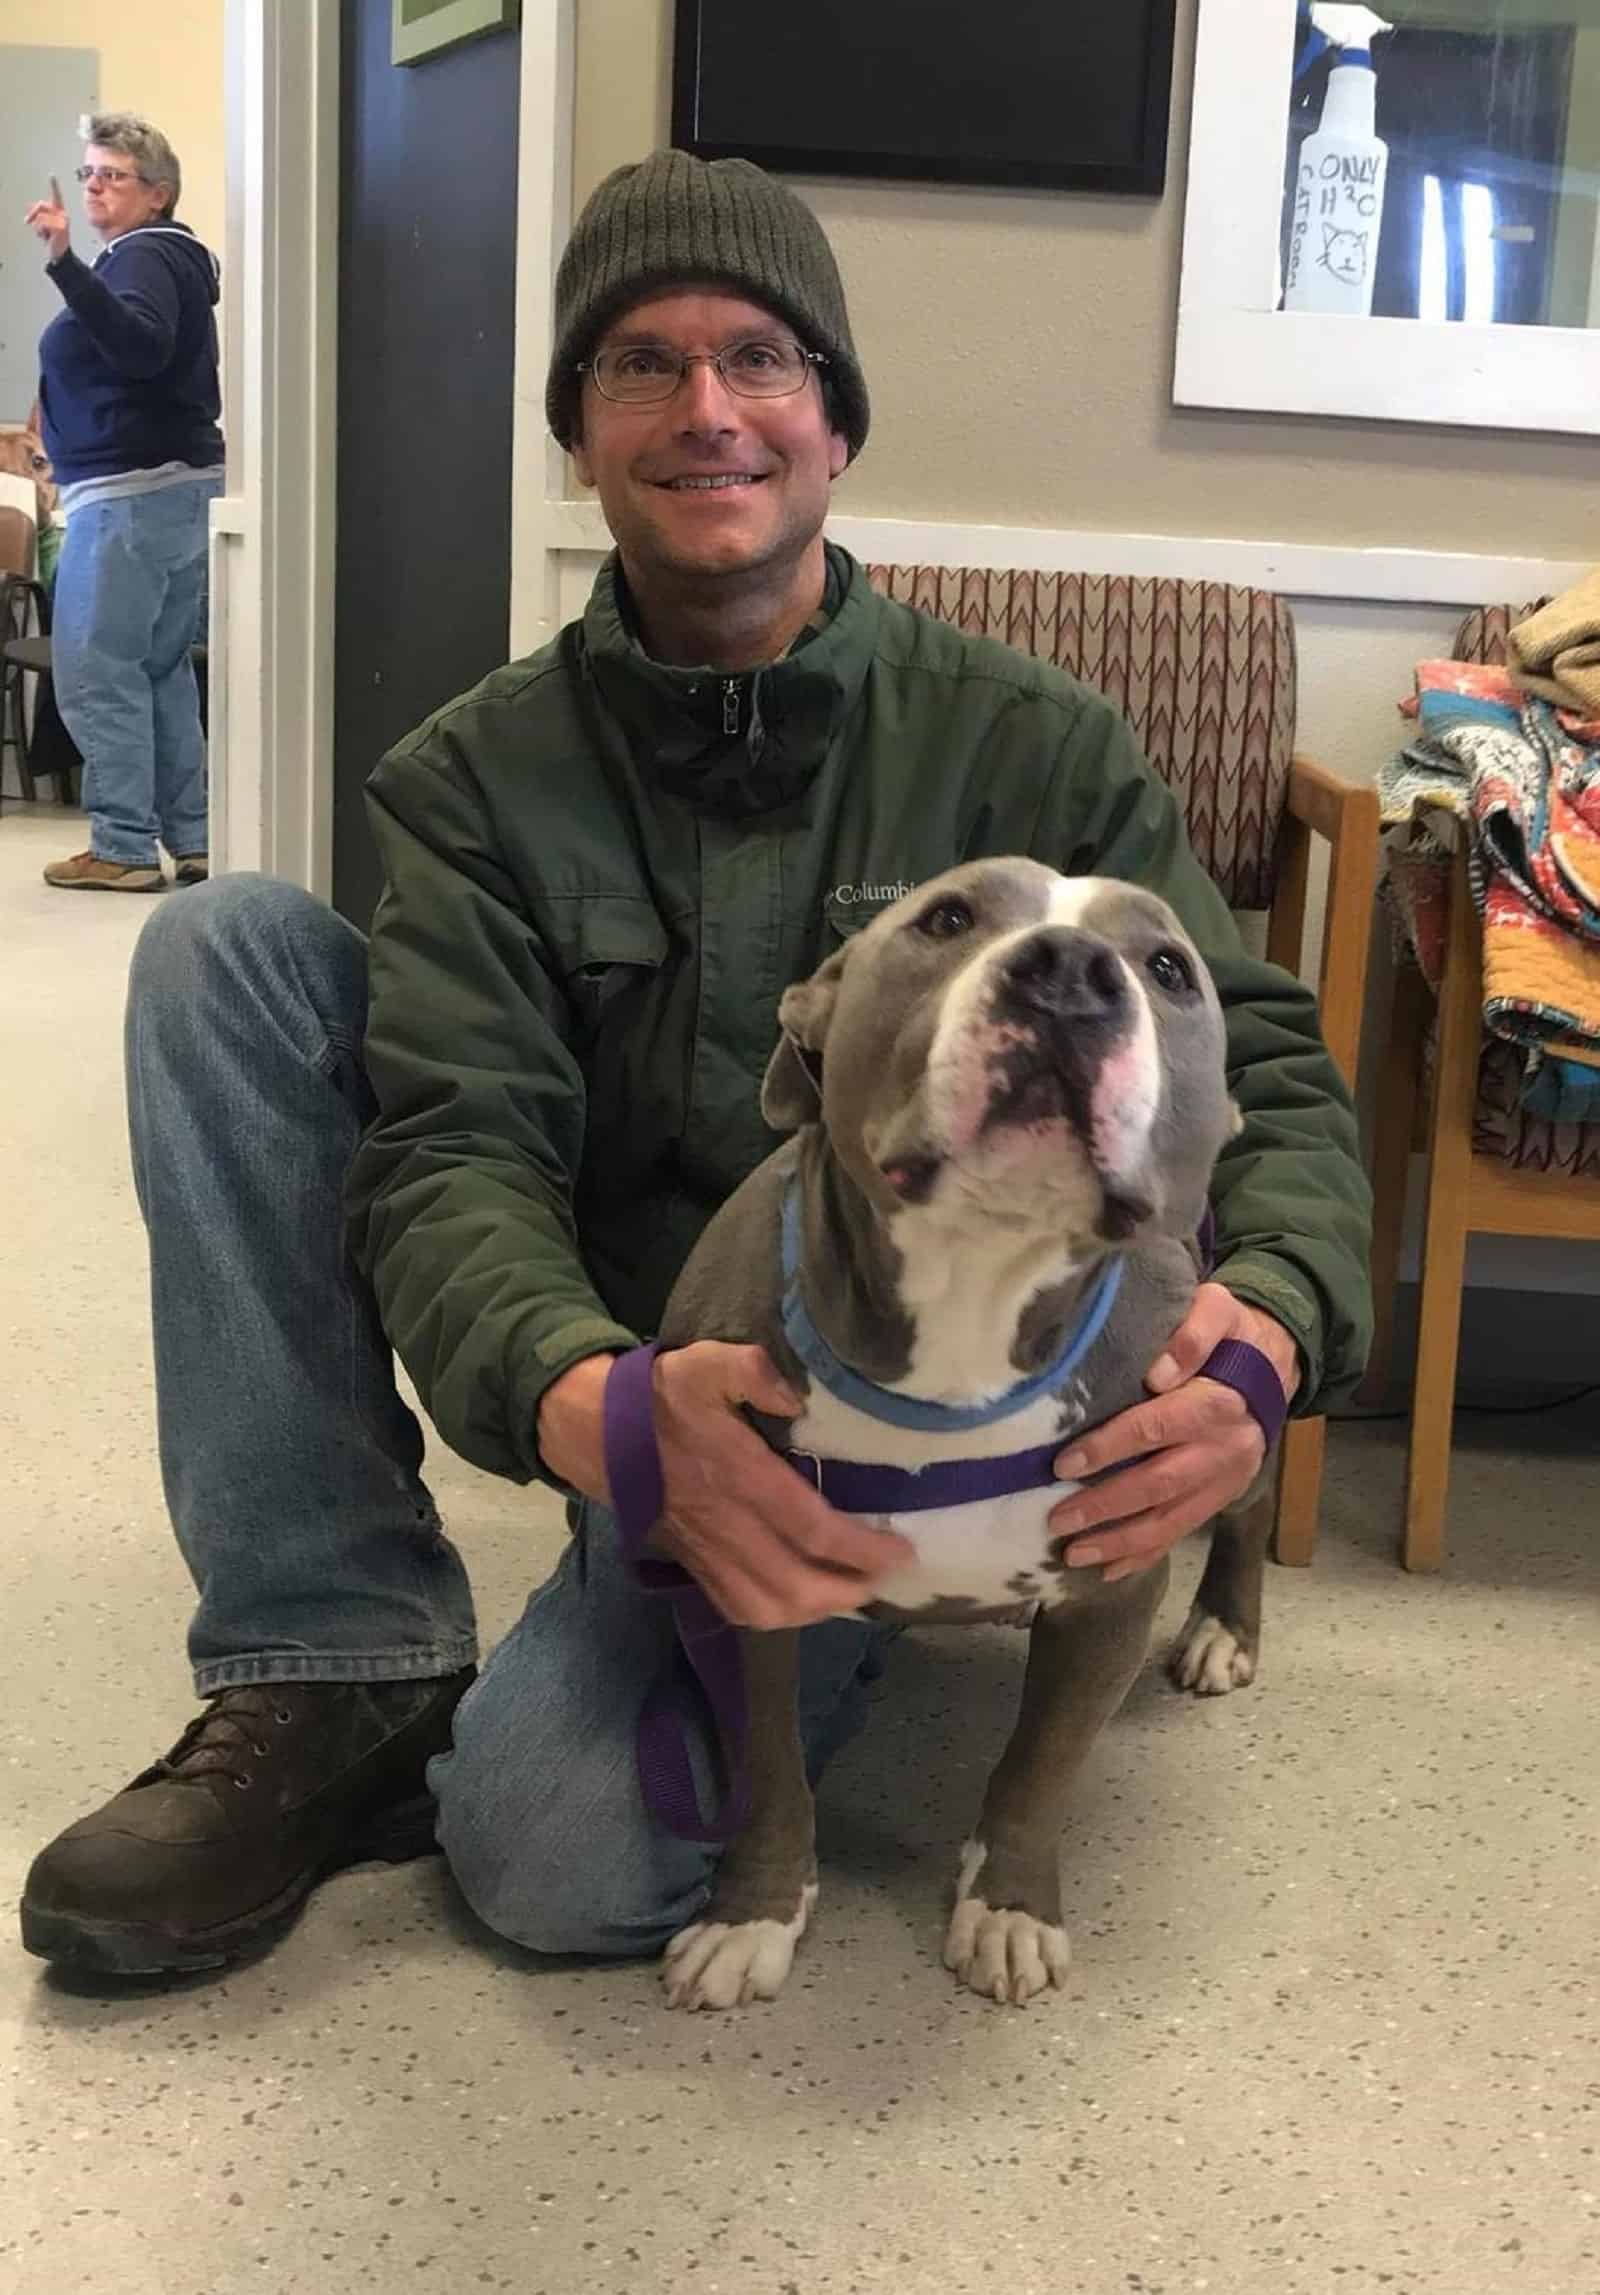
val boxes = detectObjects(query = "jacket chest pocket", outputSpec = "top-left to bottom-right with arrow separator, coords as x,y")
557,898 -> 671,1041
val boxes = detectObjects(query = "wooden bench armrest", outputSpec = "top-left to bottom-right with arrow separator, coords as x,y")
1286,751 -> 1381,846
1267,755 -> 1382,1088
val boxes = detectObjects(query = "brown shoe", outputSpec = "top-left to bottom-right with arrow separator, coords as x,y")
20,1669 -> 475,1977
43,850 -> 165,893
172,853 -> 209,885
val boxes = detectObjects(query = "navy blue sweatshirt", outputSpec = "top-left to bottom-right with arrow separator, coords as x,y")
38,222 -> 224,486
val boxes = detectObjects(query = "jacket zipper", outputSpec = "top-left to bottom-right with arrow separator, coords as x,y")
721,678 -> 742,737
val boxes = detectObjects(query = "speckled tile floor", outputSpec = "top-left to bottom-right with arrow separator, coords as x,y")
4,803 -> 1599,2295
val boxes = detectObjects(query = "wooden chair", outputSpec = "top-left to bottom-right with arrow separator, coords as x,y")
1365,601 -> 1600,1571
0,435 -> 65,807
0,571 -> 77,807
865,564 -> 1381,1567
0,471 -> 37,581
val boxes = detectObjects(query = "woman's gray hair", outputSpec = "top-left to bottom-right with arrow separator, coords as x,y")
80,112 -> 182,215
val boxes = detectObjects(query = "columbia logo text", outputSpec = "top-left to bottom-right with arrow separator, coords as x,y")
830,878 -> 918,907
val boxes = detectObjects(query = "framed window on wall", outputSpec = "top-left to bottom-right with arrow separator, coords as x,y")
672,0 -> 1178,195
393,0 -> 519,68
1176,0 -> 1600,435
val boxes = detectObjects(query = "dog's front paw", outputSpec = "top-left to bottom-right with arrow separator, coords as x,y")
944,1842 -> 1069,2007
943,1894 -> 1071,2005
1168,1602 -> 1258,1696
660,1884 -> 817,2010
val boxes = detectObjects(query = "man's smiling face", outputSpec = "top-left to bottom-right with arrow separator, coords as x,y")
569,288 -> 849,589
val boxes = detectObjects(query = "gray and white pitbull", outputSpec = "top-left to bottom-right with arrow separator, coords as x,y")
654,857 -> 1272,2010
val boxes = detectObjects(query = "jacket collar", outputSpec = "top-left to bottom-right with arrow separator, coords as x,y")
579,542 -> 880,818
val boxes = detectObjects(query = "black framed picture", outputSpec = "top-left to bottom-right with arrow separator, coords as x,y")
671,0 -> 1178,196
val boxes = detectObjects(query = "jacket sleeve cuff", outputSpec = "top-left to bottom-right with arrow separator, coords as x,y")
1210,1253 -> 1322,1416
514,1315 -> 642,1494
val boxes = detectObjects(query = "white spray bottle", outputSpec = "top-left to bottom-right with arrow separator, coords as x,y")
1283,4 -> 1392,317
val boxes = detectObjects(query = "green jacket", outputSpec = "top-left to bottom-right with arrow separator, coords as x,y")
347,548 -> 1372,1486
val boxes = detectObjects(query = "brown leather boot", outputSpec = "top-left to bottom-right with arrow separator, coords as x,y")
20,1669 -> 474,1977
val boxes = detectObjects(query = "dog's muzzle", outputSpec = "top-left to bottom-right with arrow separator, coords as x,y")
982,927 -> 1134,1130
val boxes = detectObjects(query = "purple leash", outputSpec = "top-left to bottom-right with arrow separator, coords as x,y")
602,1342 -> 751,1845
1193,1203 -> 1292,1454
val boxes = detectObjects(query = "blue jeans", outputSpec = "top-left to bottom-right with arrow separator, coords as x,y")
126,873 -> 884,1955
52,475 -> 223,866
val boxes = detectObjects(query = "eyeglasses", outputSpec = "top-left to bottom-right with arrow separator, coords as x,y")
577,335 -> 828,408
75,165 -> 143,187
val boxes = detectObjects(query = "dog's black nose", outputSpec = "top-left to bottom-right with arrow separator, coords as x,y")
1002,930 -> 1126,1020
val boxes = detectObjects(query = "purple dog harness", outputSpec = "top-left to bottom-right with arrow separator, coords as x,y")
603,1235 -> 1290,1843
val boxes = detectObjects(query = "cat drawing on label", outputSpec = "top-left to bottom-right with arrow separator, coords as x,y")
1281,46 -> 1388,316
1319,223 -> 1369,287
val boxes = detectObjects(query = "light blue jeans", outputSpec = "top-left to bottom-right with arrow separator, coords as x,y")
52,474 -> 223,866
125,873 -> 884,1955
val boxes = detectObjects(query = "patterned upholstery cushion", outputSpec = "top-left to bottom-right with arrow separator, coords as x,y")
1473,1036 -> 1600,1178
1450,598 -> 1600,1177
865,565 -> 1296,911
1451,600 -> 1549,674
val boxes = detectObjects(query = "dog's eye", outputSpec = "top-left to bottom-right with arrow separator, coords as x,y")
1147,946 -> 1195,994
916,897 -> 974,940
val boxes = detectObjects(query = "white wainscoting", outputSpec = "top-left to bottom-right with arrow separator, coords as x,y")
532,508 -> 1575,785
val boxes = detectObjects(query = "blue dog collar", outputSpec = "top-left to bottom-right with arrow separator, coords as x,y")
778,1180 -> 1123,1436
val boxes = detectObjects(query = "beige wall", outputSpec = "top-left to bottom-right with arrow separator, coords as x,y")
573,0 -> 1599,558
7,0 -> 225,259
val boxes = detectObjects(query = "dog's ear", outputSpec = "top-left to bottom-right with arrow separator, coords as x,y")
760,945 -> 849,1131
761,1033 -> 825,1130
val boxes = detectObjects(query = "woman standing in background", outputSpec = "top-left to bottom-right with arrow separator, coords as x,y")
25,112 -> 223,893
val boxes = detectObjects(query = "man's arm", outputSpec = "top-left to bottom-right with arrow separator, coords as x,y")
1026,691 -> 1372,1576
44,243 -> 183,379
1043,694 -> 1373,1414
347,728 -> 639,1486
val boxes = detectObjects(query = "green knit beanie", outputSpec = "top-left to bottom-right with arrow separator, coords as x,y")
546,150 -> 869,462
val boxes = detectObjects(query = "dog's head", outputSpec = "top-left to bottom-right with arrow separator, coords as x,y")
0,419 -> 58,520
763,858 -> 1237,1250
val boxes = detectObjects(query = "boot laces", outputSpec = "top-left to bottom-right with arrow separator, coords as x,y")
158,1685 -> 297,1789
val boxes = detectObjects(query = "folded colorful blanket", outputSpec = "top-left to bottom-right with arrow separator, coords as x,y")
1477,880 -> 1600,1122
1470,700 -> 1600,945
1379,659 -> 1600,1122
1507,565 -> 1600,720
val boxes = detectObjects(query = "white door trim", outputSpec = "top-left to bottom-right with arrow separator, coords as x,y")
213,0 -> 339,896
509,0 -> 577,660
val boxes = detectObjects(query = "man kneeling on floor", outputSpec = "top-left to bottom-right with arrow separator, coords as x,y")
22,152 -> 1371,1980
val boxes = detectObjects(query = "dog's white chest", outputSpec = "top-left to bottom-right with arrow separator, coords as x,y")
789,1383 -> 1083,1617
870,1486 -> 1073,1612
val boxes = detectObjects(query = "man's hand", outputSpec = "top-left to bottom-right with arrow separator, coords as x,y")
537,1341 -> 914,1629
25,178 -> 70,263
1047,1284 -> 1301,1584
